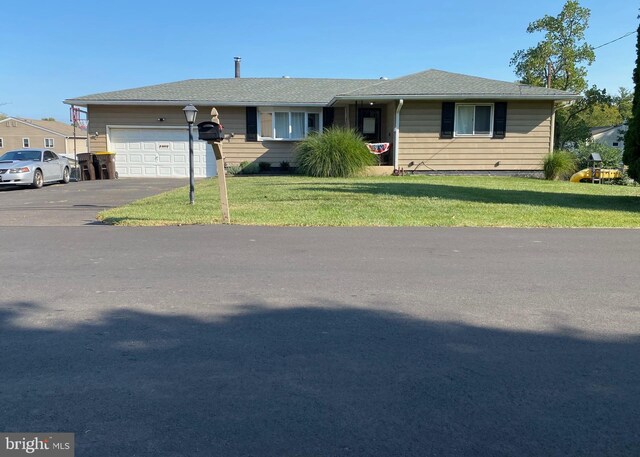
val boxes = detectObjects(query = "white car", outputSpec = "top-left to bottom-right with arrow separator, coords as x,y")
0,149 -> 70,188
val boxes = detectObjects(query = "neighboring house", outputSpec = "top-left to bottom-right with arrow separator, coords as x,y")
0,117 -> 87,159
590,125 -> 627,150
64,69 -> 577,178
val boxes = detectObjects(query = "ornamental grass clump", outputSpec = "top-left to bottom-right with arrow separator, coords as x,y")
296,127 -> 376,177
543,150 -> 576,180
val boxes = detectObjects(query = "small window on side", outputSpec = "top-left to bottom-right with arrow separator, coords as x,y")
23,138 -> 30,148
44,138 -> 54,148
0,138 -> 3,148
612,142 -> 619,147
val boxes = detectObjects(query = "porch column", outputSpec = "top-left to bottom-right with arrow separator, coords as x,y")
394,99 -> 404,170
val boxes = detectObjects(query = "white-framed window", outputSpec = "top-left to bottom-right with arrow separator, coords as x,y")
0,138 -> 3,148
22,138 -> 30,148
454,104 -> 493,137
44,138 -> 54,148
258,108 -> 322,140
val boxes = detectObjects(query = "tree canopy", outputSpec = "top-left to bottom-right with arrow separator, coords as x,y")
510,1 -> 618,149
510,0 -> 595,93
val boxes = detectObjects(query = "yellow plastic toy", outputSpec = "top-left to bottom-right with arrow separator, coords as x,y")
570,168 -> 622,183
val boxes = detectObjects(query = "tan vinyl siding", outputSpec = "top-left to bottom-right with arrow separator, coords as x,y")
398,101 -> 553,171
89,105 -> 345,165
64,137 -> 88,156
0,120 -> 70,155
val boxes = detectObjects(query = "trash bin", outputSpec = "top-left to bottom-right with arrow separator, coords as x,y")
77,153 -> 96,181
94,151 -> 117,179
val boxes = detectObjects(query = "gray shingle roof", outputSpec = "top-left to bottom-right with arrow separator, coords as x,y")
0,117 -> 86,138
66,78 -> 379,106
65,69 -> 577,106
334,70 -> 576,99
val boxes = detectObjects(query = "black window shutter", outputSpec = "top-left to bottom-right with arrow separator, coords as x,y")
246,107 -> 257,141
323,107 -> 334,129
493,102 -> 507,139
440,102 -> 455,139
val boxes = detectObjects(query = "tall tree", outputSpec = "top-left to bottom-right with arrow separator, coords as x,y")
510,1 -> 607,149
510,0 -> 595,93
555,86 -> 611,149
623,20 -> 640,181
616,87 -> 633,123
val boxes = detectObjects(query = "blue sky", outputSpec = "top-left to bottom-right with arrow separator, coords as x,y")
0,0 -> 636,122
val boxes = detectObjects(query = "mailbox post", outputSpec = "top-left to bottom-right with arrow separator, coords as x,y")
197,108 -> 230,224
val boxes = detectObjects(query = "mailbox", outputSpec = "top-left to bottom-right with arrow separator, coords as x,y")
197,121 -> 224,142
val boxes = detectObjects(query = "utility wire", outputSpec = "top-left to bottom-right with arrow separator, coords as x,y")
593,30 -> 637,49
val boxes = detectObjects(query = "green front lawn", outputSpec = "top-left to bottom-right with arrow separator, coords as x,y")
97,175 -> 640,227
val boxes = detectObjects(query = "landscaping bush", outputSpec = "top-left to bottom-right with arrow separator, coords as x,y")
240,161 -> 259,175
225,163 -> 243,176
543,151 -> 576,180
258,161 -> 271,172
295,127 -> 376,177
280,161 -> 291,172
573,142 -> 623,170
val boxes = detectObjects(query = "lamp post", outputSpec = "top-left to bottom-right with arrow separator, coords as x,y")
183,104 -> 198,204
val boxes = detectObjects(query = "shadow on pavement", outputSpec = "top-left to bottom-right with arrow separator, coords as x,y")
1,303 -> 638,456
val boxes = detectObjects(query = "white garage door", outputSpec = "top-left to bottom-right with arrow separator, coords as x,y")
109,128 -> 217,178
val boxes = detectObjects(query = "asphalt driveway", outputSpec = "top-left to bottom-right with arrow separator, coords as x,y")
0,178 -> 185,226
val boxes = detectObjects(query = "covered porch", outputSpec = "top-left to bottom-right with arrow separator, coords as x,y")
332,100 -> 398,167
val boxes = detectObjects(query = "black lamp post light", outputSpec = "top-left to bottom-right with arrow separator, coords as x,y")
183,104 -> 198,204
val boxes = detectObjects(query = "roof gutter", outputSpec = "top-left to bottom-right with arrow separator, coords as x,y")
394,99 -> 403,171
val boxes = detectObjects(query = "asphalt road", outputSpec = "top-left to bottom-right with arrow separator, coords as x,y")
0,178 -> 184,226
1,221 -> 639,456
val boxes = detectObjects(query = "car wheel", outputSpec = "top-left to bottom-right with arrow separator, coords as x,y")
60,167 -> 70,184
32,169 -> 44,189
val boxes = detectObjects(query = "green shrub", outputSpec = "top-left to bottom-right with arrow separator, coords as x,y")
240,161 -> 259,175
225,164 -> 243,176
280,161 -> 291,172
604,169 -> 637,186
258,161 -> 271,172
295,127 -> 376,177
543,151 -> 576,180
573,142 -> 623,170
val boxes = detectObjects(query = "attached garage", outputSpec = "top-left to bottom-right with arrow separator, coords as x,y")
108,127 -> 217,178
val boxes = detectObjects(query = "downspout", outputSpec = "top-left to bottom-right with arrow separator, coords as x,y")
549,102 -> 556,153
394,99 -> 404,170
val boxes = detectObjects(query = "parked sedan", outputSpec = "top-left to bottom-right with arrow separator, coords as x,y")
0,149 -> 70,188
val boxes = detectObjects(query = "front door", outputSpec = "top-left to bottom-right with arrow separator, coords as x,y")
358,108 -> 381,142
